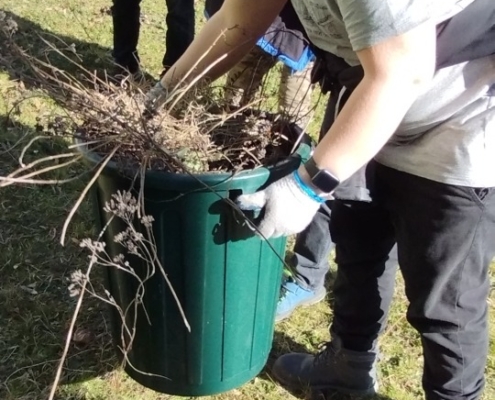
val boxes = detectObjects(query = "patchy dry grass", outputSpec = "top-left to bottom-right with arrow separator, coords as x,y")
0,1 -> 494,400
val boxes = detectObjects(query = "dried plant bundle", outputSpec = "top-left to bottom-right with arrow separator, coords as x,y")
0,11 -> 303,179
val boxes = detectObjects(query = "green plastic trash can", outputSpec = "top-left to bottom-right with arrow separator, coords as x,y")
87,137 -> 311,396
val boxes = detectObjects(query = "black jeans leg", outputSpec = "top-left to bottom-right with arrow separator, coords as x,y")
329,199 -> 398,352
376,163 -> 495,400
163,0 -> 195,68
111,0 -> 142,72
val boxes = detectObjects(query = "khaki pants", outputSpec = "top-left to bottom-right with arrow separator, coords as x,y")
225,46 -> 314,127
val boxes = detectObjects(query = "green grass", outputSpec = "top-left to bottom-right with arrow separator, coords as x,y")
0,1 -> 494,400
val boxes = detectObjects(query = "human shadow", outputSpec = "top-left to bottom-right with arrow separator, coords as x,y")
0,10 -> 152,92
0,115 -> 119,398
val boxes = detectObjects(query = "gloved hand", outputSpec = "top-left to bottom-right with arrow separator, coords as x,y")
236,171 -> 325,239
144,80 -> 169,112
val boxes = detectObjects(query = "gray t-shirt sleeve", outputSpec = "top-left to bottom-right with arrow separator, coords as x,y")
336,0 -> 473,51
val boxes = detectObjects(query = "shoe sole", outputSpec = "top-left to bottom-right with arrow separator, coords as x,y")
271,367 -> 378,397
310,382 -> 379,396
275,289 -> 327,323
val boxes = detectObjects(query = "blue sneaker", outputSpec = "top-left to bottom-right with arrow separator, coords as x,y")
275,280 -> 327,322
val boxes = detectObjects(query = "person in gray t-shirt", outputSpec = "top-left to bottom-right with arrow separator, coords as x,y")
145,1 -> 495,398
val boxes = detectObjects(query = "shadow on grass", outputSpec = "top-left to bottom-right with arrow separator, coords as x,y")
0,10 -> 113,85
0,10 -> 154,93
0,115 -> 119,399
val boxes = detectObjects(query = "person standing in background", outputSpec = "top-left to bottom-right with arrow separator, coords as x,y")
111,0 -> 195,78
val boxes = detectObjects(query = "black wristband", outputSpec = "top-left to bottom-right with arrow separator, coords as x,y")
303,157 -> 340,193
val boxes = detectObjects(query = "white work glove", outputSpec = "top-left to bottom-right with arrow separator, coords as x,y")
144,80 -> 169,112
236,171 -> 325,239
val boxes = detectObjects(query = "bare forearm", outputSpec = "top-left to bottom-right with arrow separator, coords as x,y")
306,22 -> 436,186
310,75 -> 420,181
161,0 -> 287,88
162,13 -> 257,87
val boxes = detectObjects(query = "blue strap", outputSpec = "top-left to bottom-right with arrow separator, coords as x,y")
292,170 -> 326,204
203,9 -> 315,73
256,36 -> 315,72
